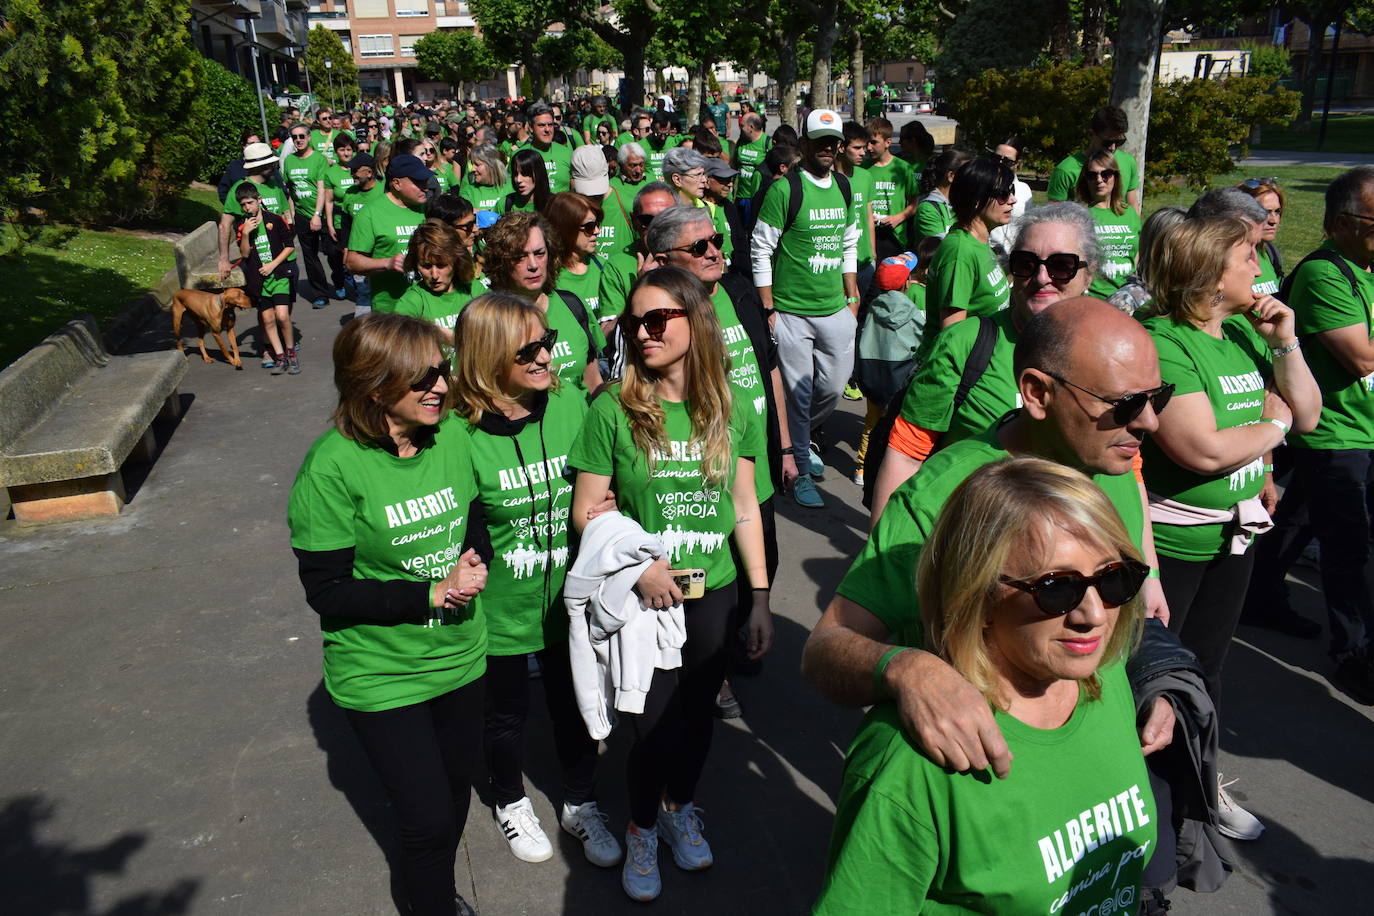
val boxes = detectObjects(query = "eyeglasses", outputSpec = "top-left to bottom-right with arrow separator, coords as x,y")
1343,211 -> 1374,226
291,133 -> 309,140
1086,168 -> 1118,182
668,233 -> 725,258
1001,559 -> 1149,616
621,307 -> 689,341
454,219 -> 476,233
514,329 -> 558,364
682,170 -> 707,181
1007,251 -> 1088,282
410,359 -> 451,392
1045,372 -> 1175,425
578,219 -> 601,236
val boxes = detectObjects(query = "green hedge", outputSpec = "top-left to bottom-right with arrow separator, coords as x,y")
194,58 -> 267,184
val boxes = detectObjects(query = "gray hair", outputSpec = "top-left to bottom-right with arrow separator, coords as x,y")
527,102 -> 552,121
619,142 -> 646,165
644,205 -> 714,254
1136,206 -> 1187,283
1187,187 -> 1267,224
1010,202 -> 1103,274
633,181 -> 675,214
473,125 -> 498,147
661,147 -> 711,187
1325,166 -> 1374,234
467,144 -> 507,187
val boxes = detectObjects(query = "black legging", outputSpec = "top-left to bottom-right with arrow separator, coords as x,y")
627,585 -> 737,828
343,678 -> 484,916
484,644 -> 599,808
1160,549 -> 1258,722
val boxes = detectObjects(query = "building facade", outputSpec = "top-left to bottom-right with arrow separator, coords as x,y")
192,0 -> 309,93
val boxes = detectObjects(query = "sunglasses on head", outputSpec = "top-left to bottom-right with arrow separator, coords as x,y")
1001,558 -> 1149,616
515,328 -> 558,364
1046,372 -> 1175,425
621,307 -> 689,341
1241,177 -> 1279,190
670,233 -> 725,257
1008,251 -> 1086,282
411,359 -> 451,392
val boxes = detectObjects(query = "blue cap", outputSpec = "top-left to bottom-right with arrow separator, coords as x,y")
386,153 -> 432,184
475,209 -> 500,230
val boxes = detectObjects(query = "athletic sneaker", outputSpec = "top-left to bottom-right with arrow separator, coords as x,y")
311,297 -> 328,309
560,801 -> 622,867
657,802 -> 713,870
843,382 -> 863,401
1216,775 -> 1264,840
334,286 -> 348,299
808,446 -> 825,478
852,468 -> 865,487
270,354 -> 287,376
622,823 -> 662,902
494,796 -> 553,862
286,351 -> 301,375
792,475 -> 824,508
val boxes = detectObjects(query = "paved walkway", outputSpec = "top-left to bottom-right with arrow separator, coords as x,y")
2,277 -> 1373,914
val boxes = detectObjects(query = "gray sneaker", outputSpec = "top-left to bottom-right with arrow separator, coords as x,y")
287,351 -> 301,375
656,802 -> 713,870
270,354 -> 287,375
621,823 -> 662,902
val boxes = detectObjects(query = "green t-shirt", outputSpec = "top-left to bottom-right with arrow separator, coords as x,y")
1047,149 -> 1142,202
836,424 -> 1145,645
596,187 -> 635,261
1289,241 -> 1374,450
862,157 -> 916,224
924,228 -> 1010,327
555,259 -> 609,342
1089,206 -> 1141,299
912,196 -> 954,243
394,281 -> 477,334
341,181 -> 385,224
323,162 -> 356,231
569,383 -> 764,589
434,161 -> 461,193
459,175 -> 511,213
287,419 -> 486,712
733,134 -> 769,201
466,387 -> 588,655
1141,315 -> 1273,561
643,135 -> 681,182
498,193 -> 536,215
758,172 -> 857,317
583,112 -> 617,141
711,285 -> 774,503
284,150 -> 327,213
845,167 -> 875,266
520,140 -> 573,193
597,240 -> 642,321
1254,248 -> 1281,297
347,193 -> 426,314
816,663 -> 1156,915
904,310 -> 1019,446
545,290 -> 601,390
224,176 -> 290,218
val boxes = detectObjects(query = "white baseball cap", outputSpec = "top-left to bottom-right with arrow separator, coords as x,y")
570,145 -> 610,197
803,109 -> 843,141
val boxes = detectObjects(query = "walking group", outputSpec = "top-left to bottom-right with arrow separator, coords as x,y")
204,90 -> 1374,914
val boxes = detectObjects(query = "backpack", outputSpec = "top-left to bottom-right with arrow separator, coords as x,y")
782,169 -> 853,233
861,315 -> 998,511
554,288 -> 600,362
1278,248 -> 1360,306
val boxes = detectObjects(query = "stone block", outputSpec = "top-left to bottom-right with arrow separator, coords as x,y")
9,473 -> 126,524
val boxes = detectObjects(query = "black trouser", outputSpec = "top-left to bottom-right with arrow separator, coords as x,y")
293,211 -> 329,299
343,678 -> 484,916
1244,450 -> 1312,619
1160,550 -> 1257,722
322,223 -> 347,292
484,644 -> 598,808
1292,447 -> 1374,659
627,585 -> 736,828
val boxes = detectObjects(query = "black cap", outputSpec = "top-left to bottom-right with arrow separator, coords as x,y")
349,151 -> 376,173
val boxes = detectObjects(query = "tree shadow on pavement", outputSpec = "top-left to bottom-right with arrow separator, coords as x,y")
0,794 -> 199,915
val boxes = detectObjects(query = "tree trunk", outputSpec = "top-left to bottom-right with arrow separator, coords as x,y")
777,29 -> 800,129
810,0 -> 842,110
687,59 -> 707,126
1081,0 -> 1106,66
1109,0 -> 1167,189
620,40 -> 647,112
851,31 -> 864,118
1297,17 -> 1331,128
1048,0 -> 1073,60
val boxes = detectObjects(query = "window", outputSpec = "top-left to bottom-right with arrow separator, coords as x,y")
395,0 -> 429,15
399,34 -> 424,57
339,35 -> 352,54
358,34 -> 395,57
352,0 -> 387,17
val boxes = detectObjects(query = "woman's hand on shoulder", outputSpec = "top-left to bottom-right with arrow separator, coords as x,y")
634,557 -> 683,609
440,548 -> 488,607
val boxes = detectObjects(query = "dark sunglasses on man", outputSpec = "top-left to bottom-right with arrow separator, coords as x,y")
1045,372 -> 1175,426
669,233 -> 725,258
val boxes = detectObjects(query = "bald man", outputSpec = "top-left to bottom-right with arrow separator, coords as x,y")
802,298 -> 1176,777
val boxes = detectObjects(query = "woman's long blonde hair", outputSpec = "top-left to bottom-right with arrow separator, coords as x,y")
451,292 -> 552,423
916,458 -> 1145,707
620,266 -> 734,485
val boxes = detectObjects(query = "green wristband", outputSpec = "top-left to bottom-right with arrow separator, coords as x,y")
1147,568 -> 1160,580
873,646 -> 909,699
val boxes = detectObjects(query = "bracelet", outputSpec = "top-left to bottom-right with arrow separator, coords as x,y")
1263,463 -> 1275,473
1147,568 -> 1160,580
751,586 -> 770,592
845,295 -> 860,305
1271,340 -> 1301,358
873,646 -> 910,699
1267,417 -> 1289,437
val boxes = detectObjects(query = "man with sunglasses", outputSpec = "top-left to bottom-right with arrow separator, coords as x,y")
596,183 -> 677,332
1046,105 -> 1142,215
804,298 -> 1175,778
283,123 -> 332,308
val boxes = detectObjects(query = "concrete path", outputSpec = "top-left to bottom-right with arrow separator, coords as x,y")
2,289 -> 1373,914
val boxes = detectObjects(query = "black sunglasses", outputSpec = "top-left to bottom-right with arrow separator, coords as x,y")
1046,372 -> 1175,425
579,219 -> 601,235
410,359 -> 451,392
991,185 -> 1015,203
634,212 -> 655,227
515,328 -> 558,364
621,307 -> 689,341
1085,168 -> 1119,181
1100,136 -> 1128,148
1008,251 -> 1087,282
454,219 -> 476,232
670,233 -> 725,257
1002,559 -> 1149,616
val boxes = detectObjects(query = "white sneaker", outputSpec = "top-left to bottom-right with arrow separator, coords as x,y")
656,802 -> 713,870
852,468 -> 865,486
495,796 -> 553,862
561,801 -> 622,867
1217,775 -> 1264,840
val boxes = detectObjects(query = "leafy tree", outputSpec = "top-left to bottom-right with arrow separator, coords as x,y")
469,0 -> 557,97
191,58 -> 263,183
560,0 -> 663,108
937,0 -> 1056,94
305,25 -> 358,111
414,29 -> 499,98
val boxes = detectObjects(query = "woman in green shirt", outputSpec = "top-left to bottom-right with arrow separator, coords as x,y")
927,157 -> 1015,330
450,293 -> 621,870
568,267 -> 773,903
547,191 -> 607,330
459,144 -> 511,215
911,147 -> 969,244
1075,150 -> 1141,300
394,220 -> 479,345
287,314 -> 489,916
501,149 -> 552,215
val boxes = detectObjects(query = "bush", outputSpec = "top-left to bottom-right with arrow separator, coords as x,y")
936,0 -> 1055,97
1245,43 -> 1293,83
194,58 -> 264,184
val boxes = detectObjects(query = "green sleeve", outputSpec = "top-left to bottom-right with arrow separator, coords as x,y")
833,484 -> 929,639
1118,150 -> 1142,192
346,204 -> 375,253
1046,162 -> 1075,201
757,177 -> 789,232
224,181 -> 245,217
1148,323 -> 1206,397
735,388 -> 765,460
568,391 -> 618,476
393,285 -> 424,318
287,452 -> 357,552
598,262 -> 633,320
1292,263 -> 1371,335
902,318 -> 976,432
912,201 -> 944,241
927,242 -> 978,317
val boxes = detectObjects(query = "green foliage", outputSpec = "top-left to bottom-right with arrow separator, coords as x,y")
1145,75 -> 1300,190
414,29 -> 499,89
1244,42 -> 1293,82
937,0 -> 1054,93
306,26 -> 358,110
191,58 -> 262,184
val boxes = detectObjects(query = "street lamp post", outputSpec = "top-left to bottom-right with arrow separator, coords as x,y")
325,58 -> 335,111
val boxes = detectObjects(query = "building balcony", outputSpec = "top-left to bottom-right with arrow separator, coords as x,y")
198,0 -> 263,16
256,1 -> 295,41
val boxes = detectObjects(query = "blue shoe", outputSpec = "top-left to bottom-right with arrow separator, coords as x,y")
622,824 -> 662,902
333,286 -> 348,299
656,803 -> 713,871
311,297 -> 328,309
808,446 -> 825,479
792,475 -> 824,508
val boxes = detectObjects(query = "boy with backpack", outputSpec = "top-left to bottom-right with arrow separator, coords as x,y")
235,183 -> 299,375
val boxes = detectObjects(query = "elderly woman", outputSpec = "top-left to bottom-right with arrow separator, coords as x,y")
661,145 -> 732,262
288,314 -> 489,916
817,457 -> 1155,914
1141,216 -> 1321,840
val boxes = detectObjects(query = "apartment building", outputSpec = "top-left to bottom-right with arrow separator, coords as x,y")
192,0 -> 309,92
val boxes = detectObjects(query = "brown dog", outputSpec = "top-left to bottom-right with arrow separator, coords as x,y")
172,288 -> 252,369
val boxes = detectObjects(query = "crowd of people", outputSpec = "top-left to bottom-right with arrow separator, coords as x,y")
203,91 -> 1374,914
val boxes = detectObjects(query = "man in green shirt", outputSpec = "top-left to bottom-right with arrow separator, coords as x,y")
571,144 -> 633,263
343,153 -> 429,314
520,103 -> 573,193
642,111 -> 681,183
321,133 -> 360,302
732,112 -> 770,216
337,152 -> 385,316
1047,105 -> 1143,214
802,298 -> 1173,776
705,89 -> 731,140
582,95 -> 617,146
862,117 -> 918,262
218,142 -> 293,283
283,123 -> 332,308
612,142 -> 647,198
596,182 -> 676,330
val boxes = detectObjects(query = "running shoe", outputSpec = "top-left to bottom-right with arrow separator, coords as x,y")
560,801 -> 621,867
494,797 -> 553,862
1216,775 -> 1264,840
656,802 -> 713,870
622,823 -> 662,902
792,475 -> 824,509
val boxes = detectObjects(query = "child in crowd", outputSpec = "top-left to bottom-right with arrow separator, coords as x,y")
235,182 -> 299,375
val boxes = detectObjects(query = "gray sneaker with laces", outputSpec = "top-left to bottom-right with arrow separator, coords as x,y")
656,802 -> 713,870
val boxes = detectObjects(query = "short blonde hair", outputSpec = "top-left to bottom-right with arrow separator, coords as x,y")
916,458 -> 1144,706
1145,216 -> 1252,324
331,314 -> 451,445
450,292 -> 552,422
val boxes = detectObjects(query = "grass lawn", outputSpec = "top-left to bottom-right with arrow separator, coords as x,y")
1250,112 -> 1374,155
1143,164 -> 1341,268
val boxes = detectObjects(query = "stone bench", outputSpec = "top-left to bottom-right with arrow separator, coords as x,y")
0,317 -> 187,524
175,219 -> 244,290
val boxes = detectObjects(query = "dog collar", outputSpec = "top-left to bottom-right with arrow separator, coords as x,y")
215,294 -> 223,311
